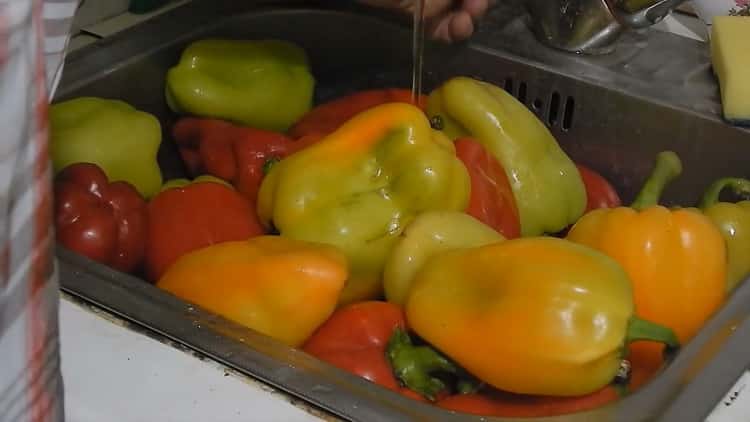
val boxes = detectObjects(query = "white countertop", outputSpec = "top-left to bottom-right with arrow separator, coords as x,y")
60,297 -> 329,422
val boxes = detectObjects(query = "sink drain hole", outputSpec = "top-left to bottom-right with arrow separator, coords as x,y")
518,81 -> 528,104
562,96 -> 575,131
548,92 -> 560,126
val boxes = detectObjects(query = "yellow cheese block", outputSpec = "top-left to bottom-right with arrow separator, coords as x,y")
711,16 -> 750,126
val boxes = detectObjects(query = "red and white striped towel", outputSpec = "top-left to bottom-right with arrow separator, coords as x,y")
0,1 -> 77,421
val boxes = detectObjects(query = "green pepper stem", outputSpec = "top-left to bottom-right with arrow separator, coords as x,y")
630,151 -> 683,211
699,178 -> 750,209
386,328 -> 456,401
625,316 -> 680,350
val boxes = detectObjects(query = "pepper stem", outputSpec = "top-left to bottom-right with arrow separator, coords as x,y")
625,316 -> 680,351
699,178 -> 750,209
386,328 -> 457,401
630,151 -> 683,211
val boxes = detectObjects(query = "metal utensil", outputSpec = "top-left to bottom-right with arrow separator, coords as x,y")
525,0 -> 692,54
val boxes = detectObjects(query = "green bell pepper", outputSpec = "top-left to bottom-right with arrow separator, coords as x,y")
165,39 -> 315,132
427,76 -> 587,236
699,177 -> 750,291
50,97 -> 162,199
257,103 -> 470,306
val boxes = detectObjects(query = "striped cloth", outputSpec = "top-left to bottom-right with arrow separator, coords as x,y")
0,0 -> 77,421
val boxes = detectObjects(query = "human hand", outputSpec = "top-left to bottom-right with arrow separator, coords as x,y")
359,0 -> 493,43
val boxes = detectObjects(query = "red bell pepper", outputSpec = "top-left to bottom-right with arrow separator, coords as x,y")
577,164 -> 622,212
437,386 -> 620,417
288,88 -> 428,139
54,163 -> 148,274
145,180 -> 264,282
172,118 -> 316,202
303,301 -> 464,402
454,138 -> 521,239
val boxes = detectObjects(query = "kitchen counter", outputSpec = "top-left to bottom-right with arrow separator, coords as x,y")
60,295 -> 333,422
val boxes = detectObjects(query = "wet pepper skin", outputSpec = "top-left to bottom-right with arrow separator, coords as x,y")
698,178 -> 750,292
427,76 -> 586,236
158,236 -> 348,347
302,301 -> 425,401
145,179 -> 264,281
406,237 -> 677,397
166,39 -> 314,132
257,103 -> 470,306
54,163 -> 148,274
568,151 -> 726,377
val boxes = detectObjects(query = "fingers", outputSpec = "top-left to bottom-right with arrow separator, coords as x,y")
429,10 -> 474,43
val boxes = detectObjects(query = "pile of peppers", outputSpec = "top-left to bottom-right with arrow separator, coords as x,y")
50,37 -> 745,418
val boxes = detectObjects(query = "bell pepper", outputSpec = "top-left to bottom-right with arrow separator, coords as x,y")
567,151 -> 726,378
157,236 -> 347,347
165,39 -> 315,132
454,138 -> 521,238
577,164 -> 622,212
288,88 -> 428,139
405,236 -> 679,397
145,178 -> 264,281
383,211 -> 504,305
257,103 -> 471,305
304,301 -> 482,402
172,118 -> 318,201
302,301 -> 430,401
50,97 -> 163,198
698,178 -> 750,291
427,76 -> 586,236
54,163 -> 148,274
437,386 -> 619,417
159,174 -> 232,192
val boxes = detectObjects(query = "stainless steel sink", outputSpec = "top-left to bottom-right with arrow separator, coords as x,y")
55,1 -> 750,421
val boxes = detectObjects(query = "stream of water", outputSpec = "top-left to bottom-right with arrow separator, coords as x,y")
411,0 -> 426,104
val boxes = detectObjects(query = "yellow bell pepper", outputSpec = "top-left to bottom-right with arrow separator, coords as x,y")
567,151 -> 726,379
698,178 -> 750,292
383,211 -> 504,305
257,103 -> 470,305
157,236 -> 348,347
405,237 -> 679,397
427,77 -> 586,236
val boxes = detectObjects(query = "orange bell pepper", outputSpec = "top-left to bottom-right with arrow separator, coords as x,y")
157,236 -> 348,347
567,151 -> 726,378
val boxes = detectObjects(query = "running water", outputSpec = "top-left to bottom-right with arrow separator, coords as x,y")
411,0 -> 426,104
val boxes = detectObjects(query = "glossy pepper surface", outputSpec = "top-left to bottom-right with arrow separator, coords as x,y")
699,178 -> 750,291
257,103 -> 470,305
454,138 -> 521,238
288,88 -> 428,139
383,211 -> 504,305
157,236 -> 347,347
165,39 -> 314,132
405,236 -> 679,397
54,163 -> 147,274
567,151 -> 725,375
302,301 -> 425,401
437,386 -> 619,418
50,97 -> 163,198
172,117 -> 317,201
577,164 -> 622,212
145,178 -> 264,281
427,76 -> 586,236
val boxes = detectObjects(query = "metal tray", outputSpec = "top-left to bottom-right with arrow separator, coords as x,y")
54,1 -> 750,421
